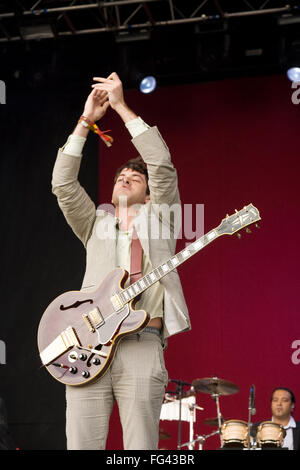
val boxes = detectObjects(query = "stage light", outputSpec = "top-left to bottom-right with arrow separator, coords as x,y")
20,24 -> 54,40
287,67 -> 300,82
139,76 -> 157,94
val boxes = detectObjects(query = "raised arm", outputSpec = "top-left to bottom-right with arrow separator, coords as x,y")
52,89 -> 109,245
132,127 -> 179,207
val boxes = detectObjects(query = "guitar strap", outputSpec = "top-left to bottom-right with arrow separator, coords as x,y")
130,226 -> 143,285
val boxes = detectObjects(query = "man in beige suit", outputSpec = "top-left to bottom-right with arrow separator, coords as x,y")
52,73 -> 191,450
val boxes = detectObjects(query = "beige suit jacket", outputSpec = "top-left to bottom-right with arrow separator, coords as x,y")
52,126 -> 191,340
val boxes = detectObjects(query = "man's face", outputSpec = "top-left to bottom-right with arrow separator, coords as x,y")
271,389 -> 294,421
111,168 -> 149,208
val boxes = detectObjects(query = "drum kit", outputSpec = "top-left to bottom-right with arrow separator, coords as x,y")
160,376 -> 286,450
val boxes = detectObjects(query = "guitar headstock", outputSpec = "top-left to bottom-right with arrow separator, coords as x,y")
217,204 -> 261,237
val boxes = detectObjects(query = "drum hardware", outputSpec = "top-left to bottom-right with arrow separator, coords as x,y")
213,392 -> 223,446
192,376 -> 239,447
169,379 -> 193,450
179,429 -> 220,450
162,376 -> 241,450
185,401 -> 205,449
204,416 -> 226,427
173,380 -> 287,451
161,379 -> 204,450
247,384 -> 256,449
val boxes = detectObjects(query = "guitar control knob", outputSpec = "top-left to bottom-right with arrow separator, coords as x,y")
82,371 -> 90,379
79,353 -> 87,361
69,367 -> 78,374
92,358 -> 100,365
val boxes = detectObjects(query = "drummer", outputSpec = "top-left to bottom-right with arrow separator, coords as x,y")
253,387 -> 300,450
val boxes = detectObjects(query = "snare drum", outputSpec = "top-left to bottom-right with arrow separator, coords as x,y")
221,420 -> 249,448
256,421 -> 286,448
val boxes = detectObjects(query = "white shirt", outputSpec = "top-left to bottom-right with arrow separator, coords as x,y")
272,416 -> 296,450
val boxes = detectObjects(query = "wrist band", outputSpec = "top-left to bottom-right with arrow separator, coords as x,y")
78,116 -> 113,147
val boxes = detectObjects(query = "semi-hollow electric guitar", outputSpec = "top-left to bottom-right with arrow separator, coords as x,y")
38,203 -> 261,386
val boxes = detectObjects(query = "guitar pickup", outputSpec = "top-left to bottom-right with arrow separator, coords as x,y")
82,307 -> 104,332
110,294 -> 123,312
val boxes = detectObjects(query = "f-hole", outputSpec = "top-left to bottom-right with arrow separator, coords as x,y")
60,299 -> 93,311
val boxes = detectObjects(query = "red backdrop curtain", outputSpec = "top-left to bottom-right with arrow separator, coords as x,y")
97,73 -> 300,450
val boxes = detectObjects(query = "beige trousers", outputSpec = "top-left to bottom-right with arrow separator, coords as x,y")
65,330 -> 168,450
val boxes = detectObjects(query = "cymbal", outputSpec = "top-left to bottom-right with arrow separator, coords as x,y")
192,377 -> 239,396
159,428 -> 171,440
204,417 -> 226,427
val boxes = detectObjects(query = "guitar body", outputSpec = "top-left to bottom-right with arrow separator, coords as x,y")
37,268 -> 150,386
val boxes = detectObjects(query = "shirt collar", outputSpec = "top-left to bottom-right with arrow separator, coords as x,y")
285,416 -> 297,429
271,415 -> 296,429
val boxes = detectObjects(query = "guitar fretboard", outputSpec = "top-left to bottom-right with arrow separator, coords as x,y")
119,229 -> 219,305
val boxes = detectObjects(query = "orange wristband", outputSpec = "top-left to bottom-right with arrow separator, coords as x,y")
78,116 -> 113,147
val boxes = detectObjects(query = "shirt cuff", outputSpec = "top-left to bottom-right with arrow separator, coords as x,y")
125,117 -> 150,139
62,134 -> 87,157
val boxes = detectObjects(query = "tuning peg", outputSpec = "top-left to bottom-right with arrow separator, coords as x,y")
245,228 -> 252,234
255,223 -> 260,229
237,233 -> 242,239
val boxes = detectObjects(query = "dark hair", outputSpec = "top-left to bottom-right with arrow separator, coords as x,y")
114,157 -> 149,195
271,387 -> 296,404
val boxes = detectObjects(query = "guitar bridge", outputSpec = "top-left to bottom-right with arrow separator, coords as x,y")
82,314 -> 95,332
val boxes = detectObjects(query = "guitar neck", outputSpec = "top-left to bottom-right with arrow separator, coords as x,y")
119,228 -> 220,305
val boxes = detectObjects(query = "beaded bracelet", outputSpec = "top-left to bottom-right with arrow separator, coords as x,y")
78,116 -> 113,147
